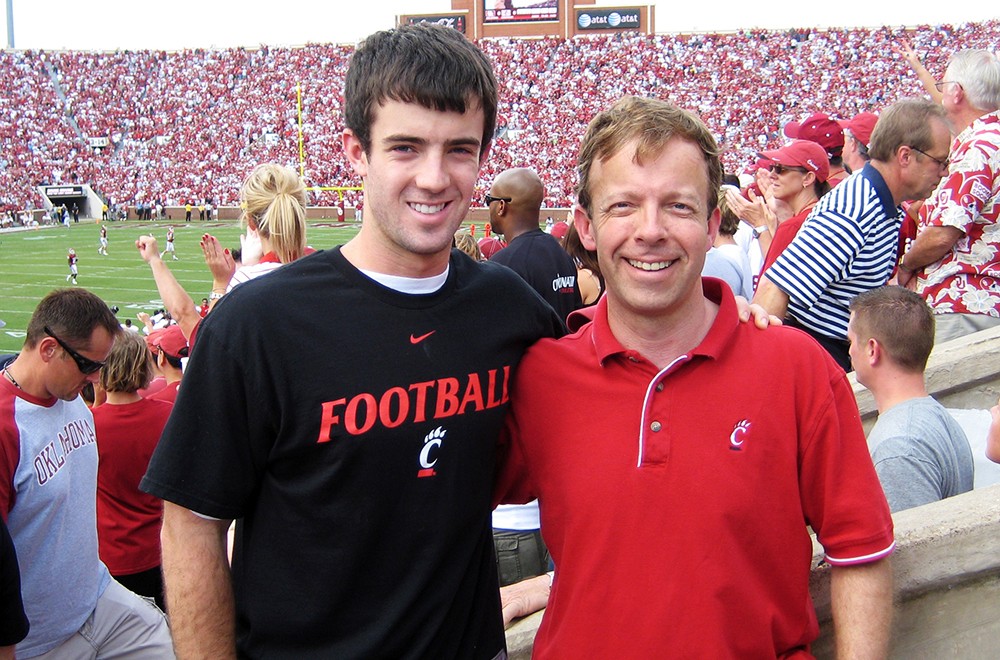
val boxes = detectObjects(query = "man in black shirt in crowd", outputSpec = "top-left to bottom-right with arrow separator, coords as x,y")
488,167 -> 583,320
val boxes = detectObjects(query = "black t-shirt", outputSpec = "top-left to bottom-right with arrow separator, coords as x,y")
142,247 -> 563,659
491,229 -> 583,321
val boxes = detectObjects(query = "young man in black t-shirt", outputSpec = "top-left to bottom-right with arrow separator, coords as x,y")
142,24 -> 562,659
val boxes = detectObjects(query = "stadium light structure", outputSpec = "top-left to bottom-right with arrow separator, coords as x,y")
6,0 -> 14,49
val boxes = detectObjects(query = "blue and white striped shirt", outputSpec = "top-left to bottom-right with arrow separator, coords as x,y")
765,164 -> 900,340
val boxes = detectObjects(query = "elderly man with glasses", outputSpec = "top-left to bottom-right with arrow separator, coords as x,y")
896,49 -> 1000,343
0,288 -> 175,659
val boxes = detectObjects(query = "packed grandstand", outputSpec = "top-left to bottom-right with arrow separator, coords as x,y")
1,18 -> 996,214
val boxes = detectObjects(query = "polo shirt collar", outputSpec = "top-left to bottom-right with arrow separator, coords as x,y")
859,163 -> 898,217
589,277 -> 740,366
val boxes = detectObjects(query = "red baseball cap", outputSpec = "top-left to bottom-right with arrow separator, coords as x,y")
760,140 -> 830,183
745,157 -> 773,175
148,325 -> 189,360
478,236 -> 505,260
784,113 -> 844,158
550,221 -> 570,240
838,111 -> 879,148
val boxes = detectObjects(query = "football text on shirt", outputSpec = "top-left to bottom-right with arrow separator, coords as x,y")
316,366 -> 511,441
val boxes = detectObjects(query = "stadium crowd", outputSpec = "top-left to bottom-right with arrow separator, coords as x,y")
4,20 -> 1000,658
1,19 -> 997,213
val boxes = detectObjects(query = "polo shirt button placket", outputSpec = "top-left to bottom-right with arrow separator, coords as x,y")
650,421 -> 662,432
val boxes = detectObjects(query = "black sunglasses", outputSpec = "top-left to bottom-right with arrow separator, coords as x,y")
484,194 -> 512,205
44,326 -> 105,374
769,164 -> 809,176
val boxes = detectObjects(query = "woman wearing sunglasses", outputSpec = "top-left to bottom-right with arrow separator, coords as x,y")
758,140 -> 831,275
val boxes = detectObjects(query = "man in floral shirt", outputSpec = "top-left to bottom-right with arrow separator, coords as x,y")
898,50 -> 1000,342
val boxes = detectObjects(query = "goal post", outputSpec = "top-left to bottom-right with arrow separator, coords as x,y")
297,83 -> 364,218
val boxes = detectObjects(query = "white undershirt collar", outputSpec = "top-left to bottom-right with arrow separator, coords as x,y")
359,264 -> 450,294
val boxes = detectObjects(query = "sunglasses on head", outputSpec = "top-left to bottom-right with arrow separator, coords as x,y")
769,164 -> 809,176
44,326 -> 105,374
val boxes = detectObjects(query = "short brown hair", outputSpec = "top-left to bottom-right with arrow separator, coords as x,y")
849,286 -> 934,372
716,188 -> 740,236
344,23 -> 497,158
576,96 -> 722,219
99,331 -> 154,393
25,288 -> 120,349
868,98 -> 947,163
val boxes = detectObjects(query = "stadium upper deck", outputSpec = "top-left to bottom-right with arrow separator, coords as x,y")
1,19 -> 996,213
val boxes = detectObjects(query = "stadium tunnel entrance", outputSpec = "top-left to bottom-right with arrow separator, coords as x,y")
40,184 -> 104,220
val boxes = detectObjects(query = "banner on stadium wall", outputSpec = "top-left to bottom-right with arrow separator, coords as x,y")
45,185 -> 84,198
484,1 -> 558,24
404,14 -> 467,33
576,8 -> 641,30
87,136 -> 110,148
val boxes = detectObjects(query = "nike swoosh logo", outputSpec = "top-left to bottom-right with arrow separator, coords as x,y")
410,331 -> 436,344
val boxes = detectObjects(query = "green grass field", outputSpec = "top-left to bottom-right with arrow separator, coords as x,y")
0,219 -> 367,354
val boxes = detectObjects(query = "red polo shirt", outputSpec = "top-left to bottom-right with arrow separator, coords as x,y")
496,279 -> 893,658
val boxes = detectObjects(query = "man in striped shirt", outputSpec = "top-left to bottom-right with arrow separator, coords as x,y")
754,99 -> 951,371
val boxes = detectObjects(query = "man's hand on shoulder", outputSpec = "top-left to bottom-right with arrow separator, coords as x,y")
735,296 -> 783,329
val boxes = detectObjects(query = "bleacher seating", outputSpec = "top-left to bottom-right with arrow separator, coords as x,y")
0,20 -> 996,213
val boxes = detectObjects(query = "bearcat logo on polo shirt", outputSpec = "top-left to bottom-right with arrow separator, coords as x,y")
729,419 -> 751,451
315,366 -> 511,442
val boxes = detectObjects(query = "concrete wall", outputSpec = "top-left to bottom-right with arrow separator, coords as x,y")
810,485 -> 1000,659
132,206 -> 359,222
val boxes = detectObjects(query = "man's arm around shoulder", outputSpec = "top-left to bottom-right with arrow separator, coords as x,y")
831,557 -> 893,660
162,501 -> 237,660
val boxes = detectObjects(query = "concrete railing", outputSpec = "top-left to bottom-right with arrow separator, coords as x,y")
810,485 -> 1000,658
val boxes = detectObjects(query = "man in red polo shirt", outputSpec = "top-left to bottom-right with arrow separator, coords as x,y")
495,96 -> 895,657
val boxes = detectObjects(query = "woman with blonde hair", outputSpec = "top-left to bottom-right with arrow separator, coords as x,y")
92,331 -> 174,610
224,163 -> 309,291
136,163 -> 311,344
454,230 -> 483,261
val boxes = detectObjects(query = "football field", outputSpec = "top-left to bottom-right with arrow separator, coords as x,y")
0,219 -> 365,354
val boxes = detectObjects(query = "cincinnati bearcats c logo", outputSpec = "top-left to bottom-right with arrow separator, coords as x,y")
417,426 -> 445,477
729,420 -> 750,451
